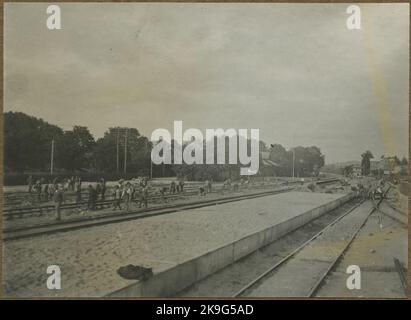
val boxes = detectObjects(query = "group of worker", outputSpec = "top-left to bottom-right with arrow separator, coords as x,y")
112,179 -> 150,211
220,177 -> 251,192
198,180 -> 212,196
168,179 -> 185,194
47,177 -> 147,220
354,178 -> 385,201
27,175 -> 83,202
26,175 -> 255,221
85,178 -> 107,210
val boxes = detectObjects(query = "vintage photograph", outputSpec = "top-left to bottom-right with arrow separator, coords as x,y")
2,2 -> 409,298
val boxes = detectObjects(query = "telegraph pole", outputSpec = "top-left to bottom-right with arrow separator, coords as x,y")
148,139 -> 153,179
116,127 -> 119,173
50,138 -> 55,175
124,128 -> 128,175
292,132 -> 296,180
150,158 -> 153,179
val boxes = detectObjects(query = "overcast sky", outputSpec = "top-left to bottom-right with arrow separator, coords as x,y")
4,3 -> 409,163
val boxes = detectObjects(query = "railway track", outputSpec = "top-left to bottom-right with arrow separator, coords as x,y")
3,183 -> 281,219
3,183 -> 214,212
2,182 -> 207,205
3,188 -> 202,219
3,186 -> 295,241
2,178 -> 341,219
233,187 -> 389,297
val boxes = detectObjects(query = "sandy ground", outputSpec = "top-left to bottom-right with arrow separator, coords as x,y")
2,191 -> 344,297
387,185 -> 408,214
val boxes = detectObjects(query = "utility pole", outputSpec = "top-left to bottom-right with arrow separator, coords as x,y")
124,128 -> 128,175
116,127 -> 119,173
148,139 -> 153,180
292,148 -> 295,180
292,132 -> 296,180
50,138 -> 55,175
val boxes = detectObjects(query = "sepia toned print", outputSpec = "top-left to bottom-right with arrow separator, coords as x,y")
2,2 -> 408,298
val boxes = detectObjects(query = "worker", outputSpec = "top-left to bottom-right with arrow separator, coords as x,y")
113,185 -> 122,210
178,179 -> 184,193
75,180 -> 82,203
130,183 -> 137,198
223,178 -> 232,191
205,180 -> 212,193
246,177 -> 251,189
96,181 -> 102,201
48,181 -> 55,200
87,185 -> 97,210
52,177 -> 59,188
240,178 -> 244,188
139,185 -> 149,208
53,184 -> 64,221
159,186 -> 168,203
100,178 -> 106,201
27,175 -> 33,194
357,183 -> 364,199
124,182 -> 133,211
34,180 -> 42,201
68,176 -> 74,191
204,180 -> 209,194
43,181 -> 49,201
233,181 -> 239,192
170,181 -> 176,194
76,176 -> 82,189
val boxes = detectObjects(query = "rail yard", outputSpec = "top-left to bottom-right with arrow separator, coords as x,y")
2,175 -> 407,298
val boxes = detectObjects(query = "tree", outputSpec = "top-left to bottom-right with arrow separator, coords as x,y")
92,127 -> 152,175
4,112 -> 63,171
361,150 -> 374,176
269,144 -> 290,176
171,137 -> 238,181
56,126 -> 96,171
126,134 -> 153,175
291,146 -> 325,177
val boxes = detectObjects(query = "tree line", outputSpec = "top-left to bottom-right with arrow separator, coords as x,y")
4,112 -> 153,175
4,111 -> 325,180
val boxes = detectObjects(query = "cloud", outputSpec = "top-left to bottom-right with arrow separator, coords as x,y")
4,3 -> 409,163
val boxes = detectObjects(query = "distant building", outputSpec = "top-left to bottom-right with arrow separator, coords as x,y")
370,160 -> 380,173
370,157 -> 407,177
259,151 -> 280,176
352,165 -> 362,178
